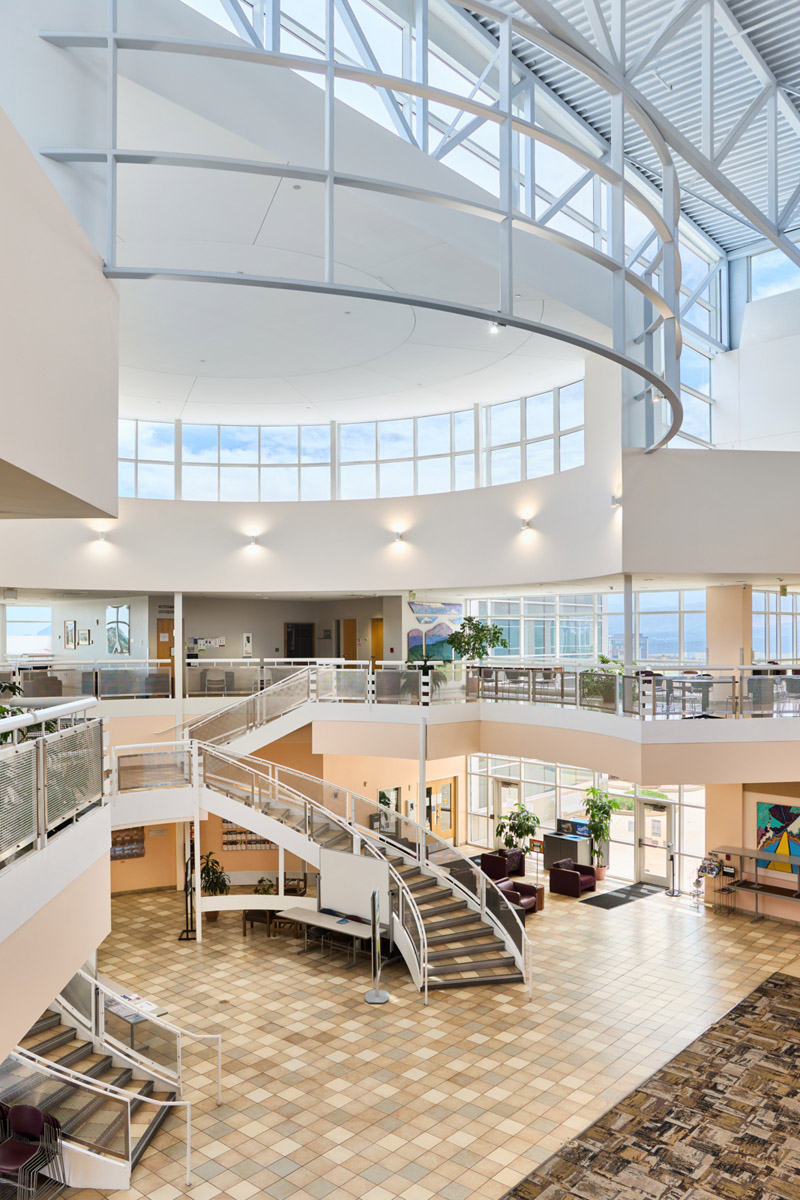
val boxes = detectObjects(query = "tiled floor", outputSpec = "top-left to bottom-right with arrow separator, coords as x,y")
79,882 -> 800,1200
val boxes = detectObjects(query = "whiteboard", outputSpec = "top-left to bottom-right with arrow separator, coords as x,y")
319,847 -> 390,924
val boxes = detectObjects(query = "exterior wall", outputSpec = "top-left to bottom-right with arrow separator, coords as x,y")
0,106 -> 117,518
0,853 -> 111,1058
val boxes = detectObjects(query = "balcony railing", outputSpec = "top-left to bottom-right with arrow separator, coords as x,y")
8,657 -> 800,720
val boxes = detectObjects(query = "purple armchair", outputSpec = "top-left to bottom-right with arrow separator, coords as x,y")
549,857 -> 597,897
496,878 -> 539,920
481,849 -> 527,880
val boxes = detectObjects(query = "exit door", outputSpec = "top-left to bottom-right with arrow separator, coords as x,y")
637,801 -> 673,888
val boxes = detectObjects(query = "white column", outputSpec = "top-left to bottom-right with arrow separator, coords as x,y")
0,604 -> 6,662
174,591 -> 184,728
623,574 -> 634,667
194,813 -> 202,942
418,716 -> 427,825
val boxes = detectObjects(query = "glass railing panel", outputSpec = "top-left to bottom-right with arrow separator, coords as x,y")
45,722 -> 103,829
375,668 -> 419,704
579,669 -> 618,712
0,741 -> 37,866
485,881 -> 524,955
98,663 -> 171,698
117,748 -> 192,792
44,667 -> 96,698
431,663 -> 467,703
621,674 -> 639,715
309,806 -> 353,853
1,1054 -> 130,1161
101,1001 -> 180,1078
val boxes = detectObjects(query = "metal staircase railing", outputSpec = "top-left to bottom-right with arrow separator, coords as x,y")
198,745 -> 430,1000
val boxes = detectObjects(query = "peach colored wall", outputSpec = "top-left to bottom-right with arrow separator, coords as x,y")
639,741 -> 800,786
252,728 -> 324,778
312,722 -> 420,759
477,723 -> 643,781
110,824 -> 178,895
0,854 -> 111,1058
200,813 -> 309,875
321,753 -> 467,839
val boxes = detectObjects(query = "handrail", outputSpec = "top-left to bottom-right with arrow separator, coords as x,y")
12,1048 -> 193,1186
0,696 -> 98,735
233,749 -> 531,987
197,744 -> 431,1000
184,668 -> 311,742
76,969 -> 223,1104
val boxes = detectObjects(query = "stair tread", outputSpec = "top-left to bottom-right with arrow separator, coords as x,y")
426,956 -> 516,974
428,972 -> 524,990
427,942 -> 507,959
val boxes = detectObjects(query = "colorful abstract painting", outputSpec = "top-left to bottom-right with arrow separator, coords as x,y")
757,802 -> 800,871
408,601 -> 463,620
425,622 -> 454,661
407,629 -> 424,661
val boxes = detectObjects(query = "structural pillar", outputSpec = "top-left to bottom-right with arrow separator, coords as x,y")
174,591 -> 184,727
623,574 -> 634,667
706,585 -> 752,667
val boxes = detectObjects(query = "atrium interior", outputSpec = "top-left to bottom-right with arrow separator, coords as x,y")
2,1 -> 800,1198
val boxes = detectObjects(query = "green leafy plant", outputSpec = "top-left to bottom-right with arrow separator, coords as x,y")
402,659 -> 448,696
495,799 -> 540,852
0,680 -> 56,744
200,851 -> 231,897
446,617 -> 509,663
579,655 -> 632,707
254,876 -> 275,895
584,786 -> 621,866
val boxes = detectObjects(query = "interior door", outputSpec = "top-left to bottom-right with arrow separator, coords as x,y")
285,623 -> 315,658
156,617 -> 173,661
371,617 -> 384,664
426,778 -> 455,841
637,801 -> 673,887
342,619 -> 358,661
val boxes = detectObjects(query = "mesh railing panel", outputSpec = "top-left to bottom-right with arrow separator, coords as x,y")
375,669 -> 419,704
0,1055 -> 130,1161
188,671 -> 309,745
185,662 -> 263,697
98,665 -> 171,698
45,722 -> 103,829
117,749 -> 192,793
0,742 -> 37,864
332,669 -> 369,702
102,1001 -> 179,1077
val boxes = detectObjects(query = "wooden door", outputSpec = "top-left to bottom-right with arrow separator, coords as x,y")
156,618 -> 173,661
371,617 -> 384,664
426,777 -> 456,841
342,619 -> 357,661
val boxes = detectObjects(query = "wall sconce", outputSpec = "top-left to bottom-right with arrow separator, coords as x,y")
97,531 -> 106,542
520,517 -> 535,532
249,535 -> 257,546
611,495 -> 622,508
394,530 -> 404,542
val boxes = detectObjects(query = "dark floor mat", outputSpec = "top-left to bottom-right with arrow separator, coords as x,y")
580,882 -> 663,909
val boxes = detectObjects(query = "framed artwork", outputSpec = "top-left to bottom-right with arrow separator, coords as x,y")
757,803 -> 800,870
64,620 -> 76,650
78,629 -> 91,647
378,787 -> 400,811
407,629 -> 424,661
111,827 -> 145,860
425,622 -> 454,661
107,604 -> 131,655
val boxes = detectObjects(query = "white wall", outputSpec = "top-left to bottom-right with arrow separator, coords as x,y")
49,596 -> 149,660
0,107 -> 118,517
713,288 -> 800,451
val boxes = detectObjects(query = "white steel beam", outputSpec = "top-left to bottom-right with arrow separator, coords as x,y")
219,0 -> 263,48
713,85 -> 773,168
581,0 -> 618,68
626,0 -> 708,83
334,0 -> 417,146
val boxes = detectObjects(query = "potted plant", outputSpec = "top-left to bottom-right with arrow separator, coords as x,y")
495,799 -> 540,855
447,618 -> 509,696
200,851 -> 230,922
583,786 -> 620,880
253,876 -> 275,895
402,658 -> 447,700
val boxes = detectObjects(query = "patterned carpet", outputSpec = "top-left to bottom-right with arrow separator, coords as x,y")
503,972 -> 800,1200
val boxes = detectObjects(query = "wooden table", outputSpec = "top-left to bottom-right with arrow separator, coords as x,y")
278,905 -> 373,966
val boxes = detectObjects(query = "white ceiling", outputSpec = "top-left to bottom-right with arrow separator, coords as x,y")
112,48 -> 609,425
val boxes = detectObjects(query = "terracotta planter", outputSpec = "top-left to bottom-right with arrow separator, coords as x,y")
594,865 -> 607,881
205,909 -> 220,923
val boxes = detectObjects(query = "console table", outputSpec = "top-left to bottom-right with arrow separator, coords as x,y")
711,844 -> 800,923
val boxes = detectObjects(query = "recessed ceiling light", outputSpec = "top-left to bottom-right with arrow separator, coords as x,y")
292,184 -> 301,190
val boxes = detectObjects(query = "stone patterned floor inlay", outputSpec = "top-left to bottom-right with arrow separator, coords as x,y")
502,971 -> 800,1200
70,887 -> 800,1200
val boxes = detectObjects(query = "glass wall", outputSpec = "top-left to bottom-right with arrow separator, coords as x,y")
5,606 -> 52,656
752,590 -> 800,661
749,245 -> 800,302
467,589 -> 707,663
118,386 -> 585,501
466,753 -> 705,890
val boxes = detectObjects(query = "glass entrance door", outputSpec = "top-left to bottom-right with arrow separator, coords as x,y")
493,780 -> 521,846
637,801 -> 673,887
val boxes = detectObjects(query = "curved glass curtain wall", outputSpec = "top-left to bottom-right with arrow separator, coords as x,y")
118,382 -> 585,500
185,0 -> 719,449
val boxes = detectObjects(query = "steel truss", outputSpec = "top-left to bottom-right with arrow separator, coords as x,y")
41,0 -> 693,450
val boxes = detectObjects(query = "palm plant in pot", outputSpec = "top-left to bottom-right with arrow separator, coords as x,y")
200,851 -> 230,922
583,786 -> 620,880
